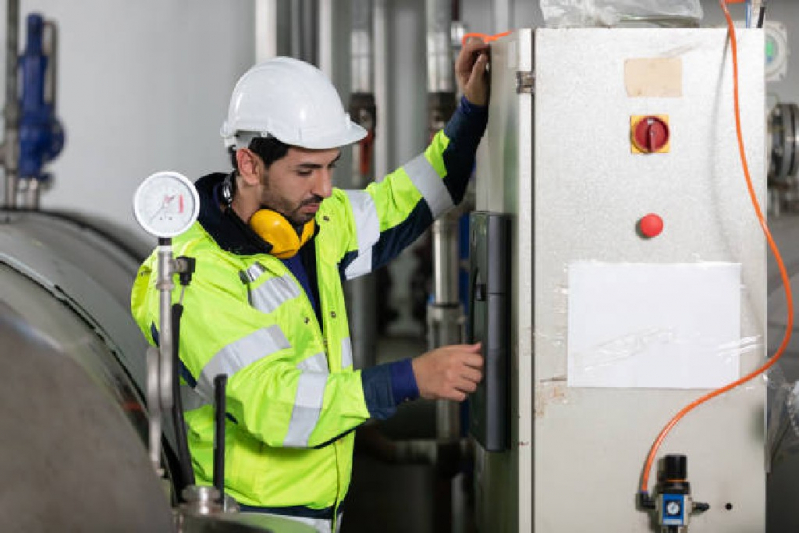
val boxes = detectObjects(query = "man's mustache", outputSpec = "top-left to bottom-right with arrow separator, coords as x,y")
300,195 -> 324,207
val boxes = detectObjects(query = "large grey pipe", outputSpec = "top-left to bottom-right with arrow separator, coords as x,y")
426,1 -> 461,531
290,0 -> 317,65
347,0 -> 378,371
373,0 -> 388,184
426,0 -> 454,94
425,0 -> 460,446
3,0 -> 20,208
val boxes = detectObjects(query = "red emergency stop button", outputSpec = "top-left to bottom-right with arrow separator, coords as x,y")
631,115 -> 670,153
638,213 -> 664,238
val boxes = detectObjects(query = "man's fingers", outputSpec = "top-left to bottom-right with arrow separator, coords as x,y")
463,352 -> 484,369
456,39 -> 489,74
455,377 -> 479,394
469,52 -> 489,85
444,342 -> 482,353
461,366 -> 483,385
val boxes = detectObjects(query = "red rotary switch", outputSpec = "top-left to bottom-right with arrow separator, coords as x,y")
632,116 -> 670,153
638,213 -> 664,238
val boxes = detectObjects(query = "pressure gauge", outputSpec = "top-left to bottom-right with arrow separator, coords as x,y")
133,171 -> 200,238
665,501 -> 681,517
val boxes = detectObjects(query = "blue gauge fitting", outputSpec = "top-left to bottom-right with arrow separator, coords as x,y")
19,13 -> 64,183
638,454 -> 710,532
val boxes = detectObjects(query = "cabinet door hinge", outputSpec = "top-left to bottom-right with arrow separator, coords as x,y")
516,70 -> 534,94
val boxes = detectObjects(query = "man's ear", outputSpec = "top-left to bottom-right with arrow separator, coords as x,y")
235,148 -> 262,186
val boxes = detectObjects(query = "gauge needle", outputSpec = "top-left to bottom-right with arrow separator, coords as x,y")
149,194 -> 177,222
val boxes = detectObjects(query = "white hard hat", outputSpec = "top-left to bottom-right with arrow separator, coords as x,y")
220,57 -> 367,150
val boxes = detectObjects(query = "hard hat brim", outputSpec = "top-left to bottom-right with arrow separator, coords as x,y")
274,121 -> 368,150
225,121 -> 368,151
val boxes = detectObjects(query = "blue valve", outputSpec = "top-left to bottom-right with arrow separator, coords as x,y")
19,13 -> 64,183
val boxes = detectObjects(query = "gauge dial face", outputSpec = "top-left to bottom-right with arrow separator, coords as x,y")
666,501 -> 681,516
133,171 -> 200,238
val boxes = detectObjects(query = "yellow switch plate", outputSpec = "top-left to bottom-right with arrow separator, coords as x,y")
631,115 -> 670,154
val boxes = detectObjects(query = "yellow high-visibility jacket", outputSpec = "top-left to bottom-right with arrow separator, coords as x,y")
131,99 -> 486,523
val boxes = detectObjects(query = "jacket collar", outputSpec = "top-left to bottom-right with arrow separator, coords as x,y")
195,173 -> 273,256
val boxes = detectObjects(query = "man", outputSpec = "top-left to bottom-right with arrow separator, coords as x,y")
131,38 -> 490,532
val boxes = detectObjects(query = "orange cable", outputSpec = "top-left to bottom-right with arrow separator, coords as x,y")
461,31 -> 511,46
640,0 -> 794,494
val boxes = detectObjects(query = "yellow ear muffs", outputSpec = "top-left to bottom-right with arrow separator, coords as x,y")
249,209 -> 315,259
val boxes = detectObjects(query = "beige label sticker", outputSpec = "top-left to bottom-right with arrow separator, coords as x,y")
624,58 -> 683,97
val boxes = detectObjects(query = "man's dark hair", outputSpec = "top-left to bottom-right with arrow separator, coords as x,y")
228,136 -> 291,171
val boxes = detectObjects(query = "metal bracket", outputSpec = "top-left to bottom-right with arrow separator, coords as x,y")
516,71 -> 534,94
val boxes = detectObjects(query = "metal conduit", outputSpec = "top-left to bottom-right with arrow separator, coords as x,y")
425,0 -> 460,446
425,2 -> 464,532
348,0 -> 378,370
3,0 -> 20,208
350,0 -> 372,94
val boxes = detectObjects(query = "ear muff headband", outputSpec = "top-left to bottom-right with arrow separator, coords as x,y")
249,209 -> 315,259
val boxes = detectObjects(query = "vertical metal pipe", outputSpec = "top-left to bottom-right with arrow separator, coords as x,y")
426,0 -> 454,94
318,0 -> 333,77
300,0 -> 318,65
347,0 -> 377,370
23,178 -> 39,209
157,240 -> 174,412
350,0 -> 372,93
3,0 -> 20,208
373,0 -> 389,181
254,0 -> 278,63
426,1 -> 461,530
425,0 -> 460,445
290,1 -> 301,60
146,345 -> 162,475
432,215 -> 461,305
491,0 -> 512,34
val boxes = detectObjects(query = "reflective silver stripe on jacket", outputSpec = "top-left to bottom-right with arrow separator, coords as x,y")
196,325 -> 290,398
340,337 -> 353,369
404,153 -> 453,218
250,274 -> 302,313
284,372 -> 328,447
342,189 -> 380,280
240,262 -> 267,283
297,352 -> 329,373
240,263 -> 302,314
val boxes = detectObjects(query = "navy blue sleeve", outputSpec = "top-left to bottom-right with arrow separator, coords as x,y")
389,358 -> 419,404
361,359 -> 420,420
460,94 -> 488,117
440,95 -> 488,205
